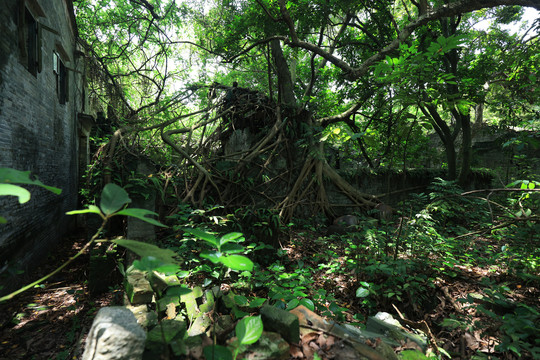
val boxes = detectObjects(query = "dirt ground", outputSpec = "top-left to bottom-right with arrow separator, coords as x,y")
0,230 -> 120,360
0,228 -> 538,359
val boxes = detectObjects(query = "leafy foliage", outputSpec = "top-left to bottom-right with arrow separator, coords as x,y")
0,168 -> 62,223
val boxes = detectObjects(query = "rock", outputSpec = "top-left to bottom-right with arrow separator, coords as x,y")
291,305 -> 399,360
260,304 -> 300,343
241,331 -> 289,360
149,271 -> 181,296
82,307 -> 146,360
367,312 -> 427,350
180,286 -> 204,320
125,304 -> 158,329
124,269 -> 153,305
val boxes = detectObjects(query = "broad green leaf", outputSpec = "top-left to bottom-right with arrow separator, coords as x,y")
183,228 -> 218,247
203,345 -> 233,360
219,232 -> 244,247
236,316 -> 263,345
0,184 -> 31,204
299,298 -> 315,311
249,298 -> 267,307
132,256 -> 165,272
221,243 -> 245,254
220,255 -> 253,271
116,208 -> 167,227
287,298 -> 300,309
177,270 -> 189,278
112,239 -> 179,264
66,205 -> 103,216
0,168 -> 61,194
100,183 -> 131,215
400,350 -> 429,360
155,263 -> 181,274
356,287 -> 370,298
0,216 -> 6,224
200,250 -> 221,264
166,286 -> 192,297
234,295 -> 248,306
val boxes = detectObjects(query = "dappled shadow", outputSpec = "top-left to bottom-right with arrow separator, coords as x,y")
0,231 -> 120,360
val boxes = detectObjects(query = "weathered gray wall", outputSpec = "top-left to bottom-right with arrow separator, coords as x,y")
0,0 -> 86,282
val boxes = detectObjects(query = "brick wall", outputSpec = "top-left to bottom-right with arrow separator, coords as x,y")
0,0 -> 85,284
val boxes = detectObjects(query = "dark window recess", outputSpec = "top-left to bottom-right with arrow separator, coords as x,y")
54,52 -> 68,104
23,8 -> 40,76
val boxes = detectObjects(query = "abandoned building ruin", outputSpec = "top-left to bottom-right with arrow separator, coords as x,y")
0,0 -> 97,290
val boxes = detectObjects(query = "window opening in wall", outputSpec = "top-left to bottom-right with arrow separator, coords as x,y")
22,7 -> 41,76
53,51 -> 68,105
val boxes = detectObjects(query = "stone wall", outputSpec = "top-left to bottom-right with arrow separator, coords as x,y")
0,0 -> 91,285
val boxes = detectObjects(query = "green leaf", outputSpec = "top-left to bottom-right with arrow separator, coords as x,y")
219,232 -> 244,247
220,255 -> 254,271
155,263 -> 181,274
66,205 -> 103,216
112,239 -> 179,264
249,298 -> 267,307
0,184 -> 31,204
200,250 -> 222,264
100,183 -> 131,215
0,216 -> 6,224
234,295 -> 248,306
236,316 -> 263,345
400,350 -> 429,359
166,286 -> 192,297
287,298 -> 300,309
116,208 -> 167,227
356,287 -> 370,298
183,228 -> 218,247
132,256 -> 165,272
203,345 -> 233,360
299,298 -> 315,311
221,243 -> 245,254
0,168 -> 61,194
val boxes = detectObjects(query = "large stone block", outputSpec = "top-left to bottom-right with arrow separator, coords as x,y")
82,307 -> 146,360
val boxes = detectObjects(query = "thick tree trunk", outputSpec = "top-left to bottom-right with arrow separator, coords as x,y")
270,39 -> 297,108
474,103 -> 483,126
420,104 -> 457,180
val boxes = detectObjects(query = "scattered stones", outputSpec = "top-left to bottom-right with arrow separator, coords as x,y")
113,270 -> 430,359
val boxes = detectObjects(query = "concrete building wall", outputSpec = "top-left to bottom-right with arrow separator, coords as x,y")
0,0 -> 88,281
